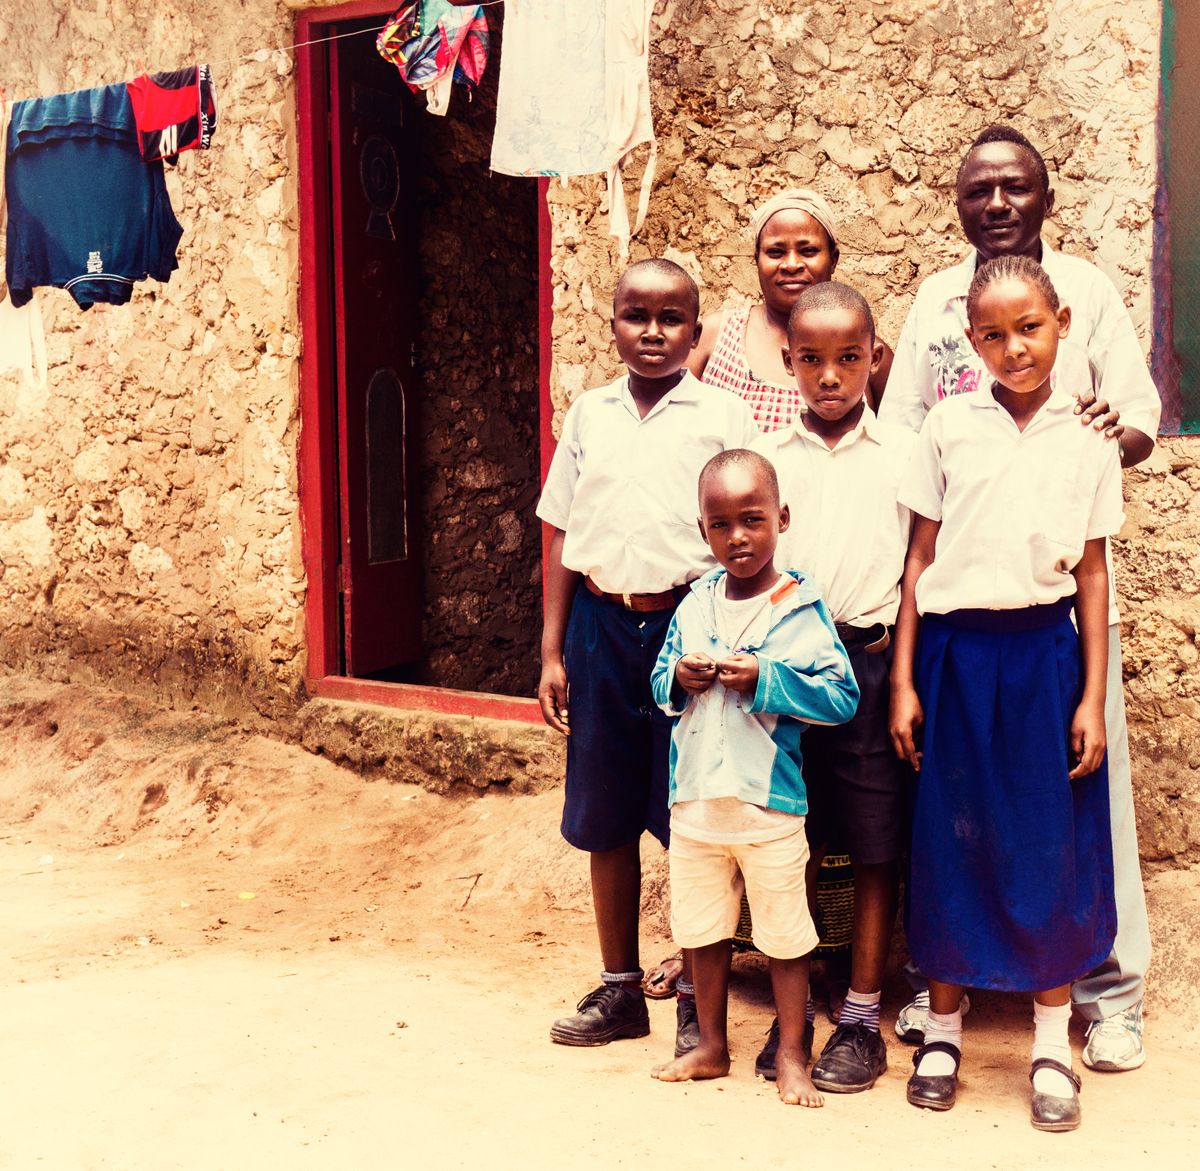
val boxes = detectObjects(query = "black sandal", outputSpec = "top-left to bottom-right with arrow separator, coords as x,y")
906,1040 -> 961,1111
1029,1057 -> 1081,1132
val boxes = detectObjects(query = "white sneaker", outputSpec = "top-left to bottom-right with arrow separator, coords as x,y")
894,989 -> 972,1044
1082,1000 -> 1146,1071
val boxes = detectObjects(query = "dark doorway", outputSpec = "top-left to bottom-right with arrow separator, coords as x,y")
308,7 -> 542,698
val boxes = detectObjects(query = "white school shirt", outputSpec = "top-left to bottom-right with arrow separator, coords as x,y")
536,371 -> 760,594
898,386 -> 1125,616
751,408 -> 915,628
880,241 -> 1159,623
881,242 -> 1162,440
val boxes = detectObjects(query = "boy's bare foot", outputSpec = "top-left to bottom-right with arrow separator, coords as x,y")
650,1045 -> 731,1083
776,1051 -> 825,1107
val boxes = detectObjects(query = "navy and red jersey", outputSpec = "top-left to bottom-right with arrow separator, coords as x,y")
126,64 -> 217,164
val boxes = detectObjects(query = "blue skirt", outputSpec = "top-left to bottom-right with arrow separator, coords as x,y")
907,600 -> 1116,992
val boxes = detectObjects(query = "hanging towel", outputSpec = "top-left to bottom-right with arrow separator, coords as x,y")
126,64 -> 218,164
376,2 -> 490,116
0,292 -> 47,390
490,0 -> 608,178
4,83 -> 182,310
491,0 -> 657,256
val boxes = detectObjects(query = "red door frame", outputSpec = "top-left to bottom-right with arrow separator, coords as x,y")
295,1 -> 552,723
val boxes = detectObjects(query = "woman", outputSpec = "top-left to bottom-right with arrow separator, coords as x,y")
690,188 -> 892,418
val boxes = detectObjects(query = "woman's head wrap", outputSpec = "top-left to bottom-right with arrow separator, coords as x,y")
749,188 -> 839,251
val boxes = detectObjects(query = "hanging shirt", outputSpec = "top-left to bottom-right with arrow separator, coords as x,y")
491,0 -> 608,178
491,0 -> 657,255
125,64 -> 217,163
4,83 -> 183,310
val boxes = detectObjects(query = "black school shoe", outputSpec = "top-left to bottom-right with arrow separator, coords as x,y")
549,984 -> 650,1046
753,1016 -> 816,1080
674,995 -> 700,1057
811,1022 -> 889,1092
1029,1058 -> 1082,1132
906,1040 -> 961,1111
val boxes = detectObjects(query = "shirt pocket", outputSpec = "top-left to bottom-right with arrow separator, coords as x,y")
665,437 -> 722,528
1029,476 -> 1089,578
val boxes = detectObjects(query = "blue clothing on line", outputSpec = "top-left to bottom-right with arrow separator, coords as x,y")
4,83 -> 182,309
906,599 -> 1116,992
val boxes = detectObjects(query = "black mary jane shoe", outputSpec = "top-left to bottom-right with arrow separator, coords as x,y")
906,1040 -> 961,1111
1029,1057 -> 1082,1132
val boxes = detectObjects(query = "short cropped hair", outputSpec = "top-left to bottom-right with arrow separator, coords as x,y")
958,124 -> 1050,192
697,448 -> 780,508
786,280 -> 876,344
613,257 -> 701,321
966,254 -> 1061,324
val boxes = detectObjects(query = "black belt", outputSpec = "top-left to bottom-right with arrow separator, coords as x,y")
835,622 -> 892,654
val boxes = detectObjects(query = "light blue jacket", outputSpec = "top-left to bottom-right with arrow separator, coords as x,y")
651,568 -> 859,816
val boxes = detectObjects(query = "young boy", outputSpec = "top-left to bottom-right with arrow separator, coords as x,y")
750,282 -> 916,1092
648,448 -> 859,1105
537,258 -> 759,1051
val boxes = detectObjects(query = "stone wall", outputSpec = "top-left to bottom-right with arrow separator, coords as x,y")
0,0 -> 305,721
542,0 -> 1199,868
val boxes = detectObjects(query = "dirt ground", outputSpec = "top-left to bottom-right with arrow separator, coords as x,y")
0,677 -> 1196,1170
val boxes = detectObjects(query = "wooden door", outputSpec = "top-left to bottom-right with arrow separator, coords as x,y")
328,22 -> 421,675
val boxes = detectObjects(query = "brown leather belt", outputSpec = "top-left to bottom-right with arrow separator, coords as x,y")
835,622 -> 892,654
584,576 -> 685,613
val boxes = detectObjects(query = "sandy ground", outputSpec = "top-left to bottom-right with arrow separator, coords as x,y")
0,677 -> 1197,1170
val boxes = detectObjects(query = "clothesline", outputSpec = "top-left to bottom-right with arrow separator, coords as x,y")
0,1 -> 507,105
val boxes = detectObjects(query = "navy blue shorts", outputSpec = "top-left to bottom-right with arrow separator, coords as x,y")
561,586 -> 674,852
803,639 -> 907,866
4,84 -> 182,309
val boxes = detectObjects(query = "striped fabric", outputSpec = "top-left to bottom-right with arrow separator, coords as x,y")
701,302 -> 805,433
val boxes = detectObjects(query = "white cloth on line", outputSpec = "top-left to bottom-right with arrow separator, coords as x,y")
491,0 -> 658,255
0,292 -> 47,390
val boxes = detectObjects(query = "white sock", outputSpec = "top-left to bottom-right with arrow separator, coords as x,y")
917,1008 -> 962,1076
1031,1000 -> 1075,1097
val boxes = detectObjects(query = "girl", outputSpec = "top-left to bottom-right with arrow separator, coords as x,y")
889,255 -> 1121,1132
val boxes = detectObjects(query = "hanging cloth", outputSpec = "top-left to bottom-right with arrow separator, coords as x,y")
0,292 -> 48,391
491,0 -> 657,256
1,93 -> 10,302
605,0 -> 657,257
4,83 -> 183,310
126,64 -> 218,164
376,2 -> 490,116
490,0 -> 608,178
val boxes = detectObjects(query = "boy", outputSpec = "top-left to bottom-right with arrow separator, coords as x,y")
537,258 -> 758,1050
648,448 -> 859,1106
750,282 -> 916,1092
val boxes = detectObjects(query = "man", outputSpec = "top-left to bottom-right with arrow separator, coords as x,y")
880,124 -> 1159,1073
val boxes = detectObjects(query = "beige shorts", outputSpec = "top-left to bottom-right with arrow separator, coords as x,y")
668,823 -> 819,960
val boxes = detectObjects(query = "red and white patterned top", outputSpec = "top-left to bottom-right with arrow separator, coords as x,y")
700,301 -> 804,434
